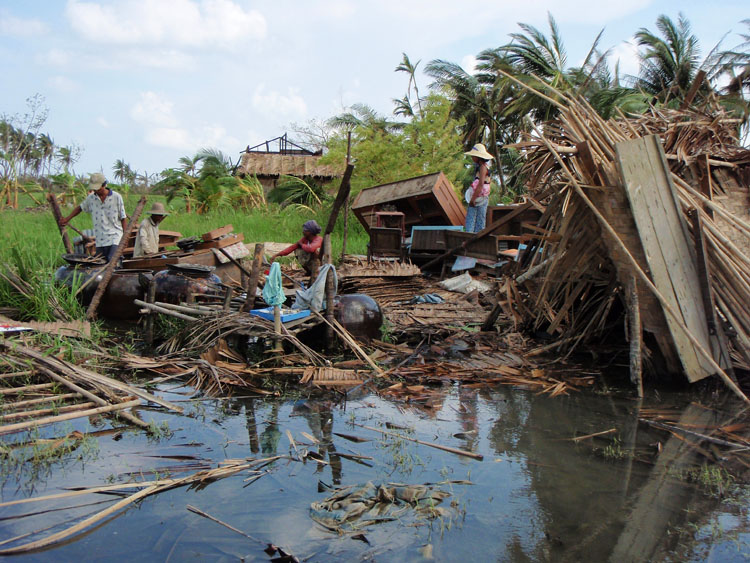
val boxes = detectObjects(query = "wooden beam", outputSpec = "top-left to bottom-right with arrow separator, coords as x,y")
324,163 -> 355,236
47,192 -> 74,254
241,243 -> 264,313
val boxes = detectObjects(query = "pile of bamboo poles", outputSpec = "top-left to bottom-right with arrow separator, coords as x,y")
505,77 -> 750,395
0,339 -> 183,435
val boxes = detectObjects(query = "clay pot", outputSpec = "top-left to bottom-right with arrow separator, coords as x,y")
152,267 -> 222,305
334,294 -> 383,339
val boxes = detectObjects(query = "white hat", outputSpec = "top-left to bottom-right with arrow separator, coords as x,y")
89,172 -> 107,189
464,143 -> 494,160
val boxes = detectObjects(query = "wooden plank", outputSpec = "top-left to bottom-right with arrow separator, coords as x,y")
201,224 -> 233,241
616,135 -> 714,382
194,233 -> 244,250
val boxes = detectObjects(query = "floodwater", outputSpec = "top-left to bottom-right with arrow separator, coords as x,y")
2,379 -> 750,561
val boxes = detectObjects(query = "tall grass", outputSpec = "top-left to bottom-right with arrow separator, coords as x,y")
0,194 -> 370,320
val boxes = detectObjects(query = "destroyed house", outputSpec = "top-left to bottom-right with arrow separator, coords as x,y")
235,133 -> 344,193
352,171 -> 466,234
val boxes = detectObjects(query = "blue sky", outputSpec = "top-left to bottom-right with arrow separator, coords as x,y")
1,0 -> 747,178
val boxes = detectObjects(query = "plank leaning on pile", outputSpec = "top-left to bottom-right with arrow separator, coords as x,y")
133,202 -> 168,257
60,173 -> 127,262
269,219 -> 323,278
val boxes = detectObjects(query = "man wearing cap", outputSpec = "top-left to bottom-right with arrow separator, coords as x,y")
269,219 -> 323,277
61,173 -> 127,262
133,202 -> 168,257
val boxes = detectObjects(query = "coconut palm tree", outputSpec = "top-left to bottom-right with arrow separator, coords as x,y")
633,13 -> 722,106
36,133 -> 55,177
56,146 -> 73,174
112,158 -> 134,184
395,52 -> 423,117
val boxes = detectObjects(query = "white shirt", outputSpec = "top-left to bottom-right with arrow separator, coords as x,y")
80,190 -> 126,247
133,216 -> 160,257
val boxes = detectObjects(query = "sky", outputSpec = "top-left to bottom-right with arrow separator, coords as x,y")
1,0 -> 748,179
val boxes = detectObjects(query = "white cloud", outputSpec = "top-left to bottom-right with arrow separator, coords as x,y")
252,85 -> 307,117
461,55 -> 478,75
0,10 -> 48,36
611,38 -> 640,81
37,49 -> 72,67
48,75 -> 79,93
65,0 -> 266,49
97,116 -> 110,127
145,127 -> 191,150
131,92 -> 178,127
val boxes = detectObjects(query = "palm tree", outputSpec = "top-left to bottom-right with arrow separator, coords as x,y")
57,146 -> 73,174
36,133 -> 55,177
112,158 -> 134,184
178,154 -> 200,177
634,13 -> 714,105
395,52 -> 423,117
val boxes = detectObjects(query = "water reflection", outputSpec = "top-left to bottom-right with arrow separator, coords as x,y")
0,379 -> 746,561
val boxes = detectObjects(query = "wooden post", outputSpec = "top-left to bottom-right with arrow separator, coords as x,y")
86,196 -> 146,320
47,193 -> 74,254
222,286 -> 233,311
272,305 -> 283,353
627,274 -> 643,398
324,164 -> 355,236
340,132 -> 352,261
481,297 -> 504,332
325,267 -> 336,349
242,243 -> 264,313
144,279 -> 157,350
322,234 -> 336,347
340,196 -> 350,261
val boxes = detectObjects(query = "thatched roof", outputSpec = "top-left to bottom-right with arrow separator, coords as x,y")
236,152 -> 344,179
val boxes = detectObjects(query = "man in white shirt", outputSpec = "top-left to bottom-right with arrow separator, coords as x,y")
133,202 -> 168,257
61,173 -> 127,262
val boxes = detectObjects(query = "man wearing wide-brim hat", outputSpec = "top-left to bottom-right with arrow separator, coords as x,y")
61,173 -> 127,262
133,201 -> 169,257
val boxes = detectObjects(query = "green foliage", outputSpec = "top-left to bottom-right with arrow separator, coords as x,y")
267,175 -> 325,207
322,94 -> 465,197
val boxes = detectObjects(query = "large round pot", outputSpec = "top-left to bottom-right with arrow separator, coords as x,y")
334,294 -> 383,340
54,265 -> 149,320
152,266 -> 222,305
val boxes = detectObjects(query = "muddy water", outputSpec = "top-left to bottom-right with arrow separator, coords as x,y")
2,382 -> 750,561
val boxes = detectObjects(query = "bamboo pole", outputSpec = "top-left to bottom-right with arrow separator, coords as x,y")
0,341 -> 183,413
134,299 -> 199,322
0,402 -> 96,422
38,365 -> 149,429
2,392 -> 80,409
0,399 -> 141,436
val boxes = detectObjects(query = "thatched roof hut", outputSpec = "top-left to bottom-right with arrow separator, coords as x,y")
235,134 -> 344,192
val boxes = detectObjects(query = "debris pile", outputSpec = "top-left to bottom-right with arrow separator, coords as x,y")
505,87 -> 750,398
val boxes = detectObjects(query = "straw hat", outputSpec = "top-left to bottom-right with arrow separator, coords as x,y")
147,202 -> 168,216
88,172 -> 107,190
464,143 -> 494,160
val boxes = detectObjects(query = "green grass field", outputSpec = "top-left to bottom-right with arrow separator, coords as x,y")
0,192 -> 369,320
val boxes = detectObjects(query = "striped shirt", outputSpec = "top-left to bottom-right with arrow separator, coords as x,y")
80,189 -> 127,247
